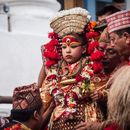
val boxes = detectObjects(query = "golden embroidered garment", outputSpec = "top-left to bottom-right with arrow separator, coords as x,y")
41,58 -> 107,130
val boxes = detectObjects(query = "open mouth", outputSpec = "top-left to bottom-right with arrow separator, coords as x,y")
102,61 -> 110,66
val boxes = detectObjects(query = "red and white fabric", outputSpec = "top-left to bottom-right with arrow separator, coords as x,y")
106,10 -> 130,33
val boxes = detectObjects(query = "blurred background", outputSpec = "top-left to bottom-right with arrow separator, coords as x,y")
0,0 -> 128,116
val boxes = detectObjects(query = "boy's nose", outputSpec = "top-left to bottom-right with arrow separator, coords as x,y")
66,47 -> 71,53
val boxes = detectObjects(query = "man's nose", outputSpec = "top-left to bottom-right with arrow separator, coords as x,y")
102,52 -> 108,61
102,50 -> 107,59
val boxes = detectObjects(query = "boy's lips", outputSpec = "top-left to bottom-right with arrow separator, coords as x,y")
65,55 -> 72,59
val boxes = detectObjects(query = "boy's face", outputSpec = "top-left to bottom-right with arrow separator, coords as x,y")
61,35 -> 85,64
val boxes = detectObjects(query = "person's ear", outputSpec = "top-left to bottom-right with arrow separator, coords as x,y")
123,32 -> 130,45
33,110 -> 40,121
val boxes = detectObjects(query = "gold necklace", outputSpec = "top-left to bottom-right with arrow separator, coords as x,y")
57,58 -> 83,78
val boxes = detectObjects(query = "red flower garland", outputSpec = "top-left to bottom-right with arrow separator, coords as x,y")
88,41 -> 99,54
47,74 -> 57,80
90,50 -> 104,61
93,62 -> 103,74
86,31 -> 100,40
43,32 -> 61,68
75,74 -> 85,83
86,21 -> 104,74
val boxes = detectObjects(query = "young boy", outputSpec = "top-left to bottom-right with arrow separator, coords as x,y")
39,7 -> 106,130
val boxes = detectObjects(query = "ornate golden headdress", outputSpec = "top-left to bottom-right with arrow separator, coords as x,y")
50,7 -> 91,38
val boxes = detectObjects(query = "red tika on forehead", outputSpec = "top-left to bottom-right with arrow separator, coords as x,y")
62,35 -> 80,46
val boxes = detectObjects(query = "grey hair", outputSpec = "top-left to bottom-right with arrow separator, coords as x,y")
107,65 -> 130,130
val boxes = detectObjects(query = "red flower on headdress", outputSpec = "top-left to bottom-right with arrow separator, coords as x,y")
88,41 -> 99,54
86,22 -> 100,40
90,50 -> 104,61
46,60 -> 58,68
86,31 -> 100,39
44,39 -> 59,51
93,62 -> 103,74
44,51 -> 60,60
75,74 -> 85,83
47,74 -> 57,80
48,32 -> 58,39
90,21 -> 97,28
43,32 -> 61,68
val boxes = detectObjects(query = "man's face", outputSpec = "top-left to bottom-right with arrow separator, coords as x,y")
102,45 -> 121,74
109,32 -> 130,56
109,32 -> 125,47
97,13 -> 110,26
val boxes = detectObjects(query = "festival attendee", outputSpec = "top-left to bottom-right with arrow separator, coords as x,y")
75,65 -> 130,130
75,43 -> 127,130
103,65 -> 130,130
75,9 -> 130,130
103,9 -> 130,73
89,8 -> 130,102
1,83 -> 54,130
96,5 -> 120,31
39,7 -> 107,130
0,117 -> 9,128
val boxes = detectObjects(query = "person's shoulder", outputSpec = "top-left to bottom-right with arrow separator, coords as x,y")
0,121 -> 17,130
0,117 -> 10,129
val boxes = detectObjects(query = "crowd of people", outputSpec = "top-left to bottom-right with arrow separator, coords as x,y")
0,4 -> 130,130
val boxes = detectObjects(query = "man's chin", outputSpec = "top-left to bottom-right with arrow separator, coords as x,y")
104,66 -> 115,74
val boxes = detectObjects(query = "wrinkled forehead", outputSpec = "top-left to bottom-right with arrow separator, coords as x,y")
109,31 -> 118,37
105,44 -> 120,53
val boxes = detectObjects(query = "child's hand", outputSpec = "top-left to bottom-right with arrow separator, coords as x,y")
90,90 -> 103,101
75,121 -> 100,130
75,121 -> 88,130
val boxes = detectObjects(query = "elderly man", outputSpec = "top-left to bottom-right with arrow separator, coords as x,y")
75,9 -> 130,130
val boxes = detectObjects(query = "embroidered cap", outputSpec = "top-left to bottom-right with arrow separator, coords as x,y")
50,7 -> 91,38
106,10 -> 130,33
12,83 -> 42,110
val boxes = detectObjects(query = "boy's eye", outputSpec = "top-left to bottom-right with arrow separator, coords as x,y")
110,37 -> 115,42
70,45 -> 81,48
61,45 -> 67,49
70,45 -> 77,48
98,47 -> 105,52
